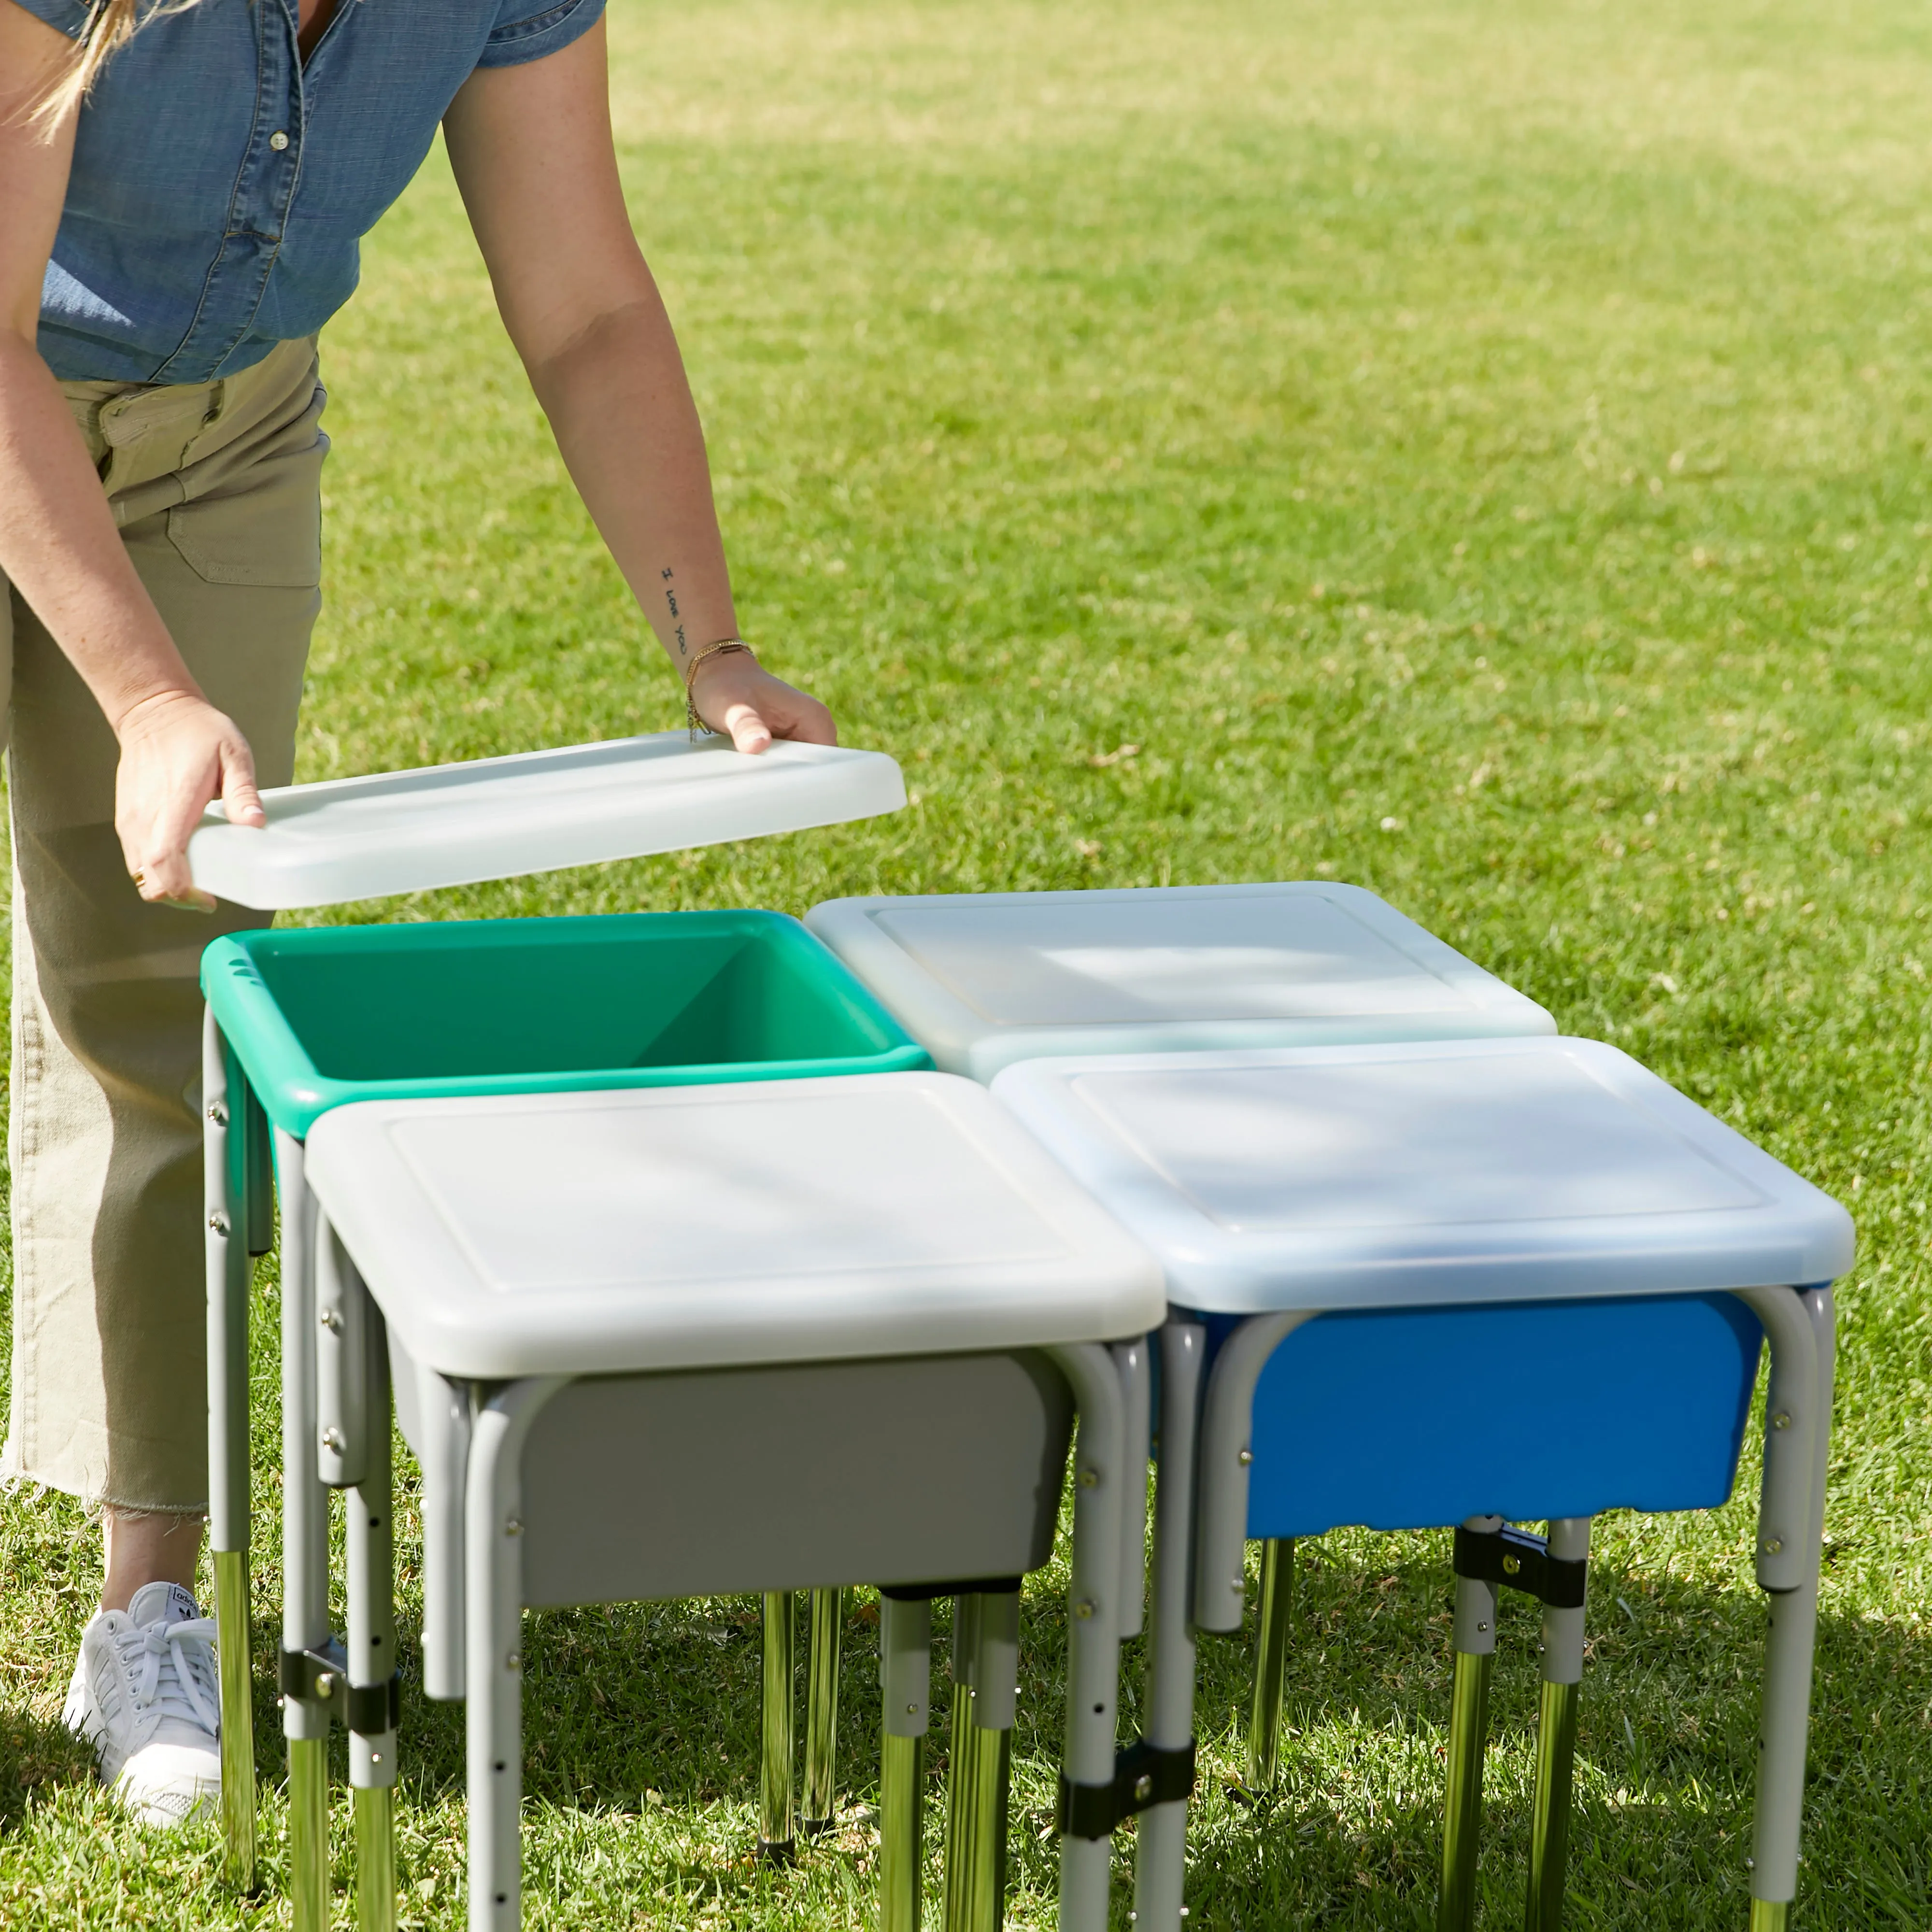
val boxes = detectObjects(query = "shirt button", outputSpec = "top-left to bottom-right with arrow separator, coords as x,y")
269,130 -> 290,151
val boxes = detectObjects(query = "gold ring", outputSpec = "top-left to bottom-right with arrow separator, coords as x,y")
130,868 -> 145,887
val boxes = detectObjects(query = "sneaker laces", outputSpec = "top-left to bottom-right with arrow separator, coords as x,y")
109,1615 -> 220,1738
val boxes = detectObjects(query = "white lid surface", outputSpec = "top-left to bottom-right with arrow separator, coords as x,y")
805,884 -> 1553,1079
991,1038 -> 1854,1311
304,1072 -> 1164,1377
189,732 -> 905,910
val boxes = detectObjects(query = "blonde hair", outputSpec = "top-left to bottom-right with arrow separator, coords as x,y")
34,0 -> 199,128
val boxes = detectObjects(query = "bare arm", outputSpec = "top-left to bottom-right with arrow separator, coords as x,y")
0,0 -> 264,908
442,20 -> 832,753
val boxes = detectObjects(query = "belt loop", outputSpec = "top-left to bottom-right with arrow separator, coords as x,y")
203,378 -> 227,427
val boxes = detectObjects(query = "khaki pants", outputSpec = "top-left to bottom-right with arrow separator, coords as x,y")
0,336 -> 325,1513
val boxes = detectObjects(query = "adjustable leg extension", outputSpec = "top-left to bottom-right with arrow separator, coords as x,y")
348,1307 -> 400,1932
803,1587 -> 844,1837
1245,1539 -> 1293,1792
1437,1516 -> 1592,1932
1437,1517 -> 1500,1932
759,1591 -> 798,1862
1524,1520 -> 1591,1932
879,1593 -> 933,1932
944,1591 -> 1019,1932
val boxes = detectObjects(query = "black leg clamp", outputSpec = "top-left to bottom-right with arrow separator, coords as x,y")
347,1673 -> 403,1737
1056,1774 -> 1120,1841
1452,1522 -> 1586,1609
1114,1736 -> 1197,1816
280,1637 -> 350,1718
1057,1735 -> 1197,1838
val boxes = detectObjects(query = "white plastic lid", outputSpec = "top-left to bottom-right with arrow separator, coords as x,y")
805,883 -> 1553,1080
992,1038 -> 1854,1312
188,732 -> 905,910
304,1072 -> 1165,1378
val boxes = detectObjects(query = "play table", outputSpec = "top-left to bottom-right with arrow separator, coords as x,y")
808,881 -> 1559,1796
297,1073 -> 1164,1932
202,911 -> 924,1914
994,1037 -> 1854,1932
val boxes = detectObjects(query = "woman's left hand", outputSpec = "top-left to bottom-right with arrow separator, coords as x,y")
689,652 -> 837,754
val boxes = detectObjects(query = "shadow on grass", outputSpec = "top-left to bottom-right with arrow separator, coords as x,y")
0,1704 -> 96,1828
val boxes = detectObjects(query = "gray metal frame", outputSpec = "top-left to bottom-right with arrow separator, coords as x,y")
1134,1284 -> 1836,1932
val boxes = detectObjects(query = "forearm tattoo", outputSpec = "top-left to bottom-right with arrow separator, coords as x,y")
661,567 -> 686,658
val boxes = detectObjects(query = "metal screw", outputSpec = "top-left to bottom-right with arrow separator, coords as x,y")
1073,1600 -> 1095,1621
1134,1773 -> 1153,1803
1503,1553 -> 1520,1575
1236,1448 -> 1253,1466
1772,1411 -> 1792,1431
506,1651 -> 522,1671
1477,1622 -> 1489,1634
321,1428 -> 345,1454
1078,1469 -> 1098,1489
505,1518 -> 524,1537
319,1309 -> 342,1334
316,1672 -> 337,1697
1762,1538 -> 1783,1556
371,1751 -> 382,1764
207,1102 -> 228,1124
906,1703 -> 918,1715
208,1212 -> 229,1235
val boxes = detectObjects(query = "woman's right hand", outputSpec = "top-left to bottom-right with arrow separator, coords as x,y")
112,689 -> 266,911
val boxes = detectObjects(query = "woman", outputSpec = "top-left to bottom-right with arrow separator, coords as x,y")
0,0 -> 833,1824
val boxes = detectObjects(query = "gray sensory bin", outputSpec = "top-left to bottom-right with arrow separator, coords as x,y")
295,1073 -> 1164,1932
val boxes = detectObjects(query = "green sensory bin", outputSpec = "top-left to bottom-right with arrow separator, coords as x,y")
200,910 -> 928,1901
204,909 -> 929,1135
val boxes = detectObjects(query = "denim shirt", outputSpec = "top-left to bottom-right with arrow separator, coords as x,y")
23,0 -> 607,384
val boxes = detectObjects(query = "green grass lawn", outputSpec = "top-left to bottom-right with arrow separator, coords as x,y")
4,0 -> 1932,1923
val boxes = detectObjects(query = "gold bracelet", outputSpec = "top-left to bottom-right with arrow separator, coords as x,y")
683,638 -> 756,740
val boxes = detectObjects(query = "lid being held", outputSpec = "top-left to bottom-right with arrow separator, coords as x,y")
189,731 -> 905,910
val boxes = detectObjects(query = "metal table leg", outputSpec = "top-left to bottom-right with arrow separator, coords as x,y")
347,1278 -> 398,1932
803,1586 -> 844,1837
1044,1342 -> 1128,1932
1741,1286 -> 1834,1932
1437,1514 -> 1501,1932
1245,1539 -> 1293,1792
759,1591 -> 798,1861
279,1131 -> 333,1932
203,1013 -> 257,1891
879,1593 -> 933,1932
1524,1518 -> 1590,1932
1132,1321 -> 1205,1932
468,1377 -> 566,1932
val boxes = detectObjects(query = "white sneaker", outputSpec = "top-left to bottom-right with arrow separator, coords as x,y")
62,1580 -> 222,1827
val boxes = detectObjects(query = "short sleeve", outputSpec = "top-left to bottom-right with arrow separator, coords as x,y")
478,0 -> 607,68
8,0 -> 90,42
